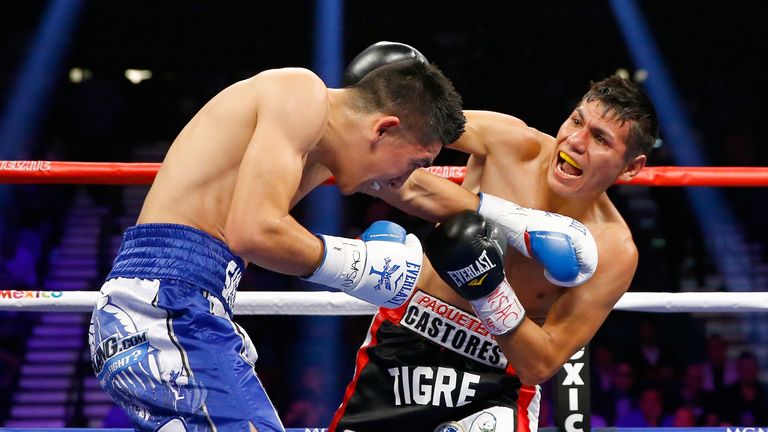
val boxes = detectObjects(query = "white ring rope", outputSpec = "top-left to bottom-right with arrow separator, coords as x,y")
2,290 -> 768,314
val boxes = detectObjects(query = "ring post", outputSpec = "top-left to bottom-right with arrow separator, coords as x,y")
555,345 -> 591,432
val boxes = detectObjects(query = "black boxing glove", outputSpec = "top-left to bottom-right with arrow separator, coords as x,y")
425,211 -> 507,299
342,41 -> 428,87
425,211 -> 526,335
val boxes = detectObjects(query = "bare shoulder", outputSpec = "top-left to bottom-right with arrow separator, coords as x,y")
594,220 -> 639,284
465,110 -> 529,129
454,110 -> 551,160
248,68 -> 329,140
251,67 -> 326,90
250,68 -> 327,107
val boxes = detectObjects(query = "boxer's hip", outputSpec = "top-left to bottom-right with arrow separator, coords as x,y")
87,224 -> 284,431
106,223 -> 244,316
332,290 -> 537,431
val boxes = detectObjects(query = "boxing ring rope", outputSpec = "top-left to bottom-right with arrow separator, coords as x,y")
2,160 -> 768,315
2,160 -> 768,186
3,290 -> 768,314
2,161 -> 767,432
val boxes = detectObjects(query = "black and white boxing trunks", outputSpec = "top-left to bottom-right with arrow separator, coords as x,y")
330,289 -> 540,432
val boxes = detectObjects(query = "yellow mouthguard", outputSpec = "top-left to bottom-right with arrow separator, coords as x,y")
559,151 -> 581,169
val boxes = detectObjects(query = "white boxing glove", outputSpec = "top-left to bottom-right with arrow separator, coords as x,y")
477,193 -> 598,287
304,221 -> 422,308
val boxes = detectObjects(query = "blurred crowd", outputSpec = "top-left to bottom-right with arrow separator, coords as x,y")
2,1 -> 768,427
1,75 -> 767,424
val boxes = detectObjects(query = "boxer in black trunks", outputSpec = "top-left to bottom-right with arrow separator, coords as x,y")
331,43 -> 658,432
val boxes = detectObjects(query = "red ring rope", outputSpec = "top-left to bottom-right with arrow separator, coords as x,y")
1,161 -> 767,187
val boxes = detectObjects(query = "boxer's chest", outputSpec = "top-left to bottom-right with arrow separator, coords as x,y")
504,254 -> 562,326
478,155 -> 567,325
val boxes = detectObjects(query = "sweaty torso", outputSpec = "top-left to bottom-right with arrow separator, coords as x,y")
137,74 -> 330,241
419,122 -> 625,325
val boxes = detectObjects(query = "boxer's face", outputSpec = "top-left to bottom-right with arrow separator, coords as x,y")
548,100 -> 645,197
363,136 -> 440,192
337,127 -> 440,195
334,115 -> 441,195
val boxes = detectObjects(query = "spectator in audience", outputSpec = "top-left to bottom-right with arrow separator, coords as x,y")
720,351 -> 768,425
282,365 -> 333,428
603,361 -> 639,424
628,320 -> 679,390
2,229 -> 41,289
615,387 -> 668,427
666,406 -> 698,427
700,334 -> 739,393
670,363 -> 716,424
591,342 -> 617,419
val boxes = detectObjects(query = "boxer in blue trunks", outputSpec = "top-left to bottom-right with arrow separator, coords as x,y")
88,54 -> 467,431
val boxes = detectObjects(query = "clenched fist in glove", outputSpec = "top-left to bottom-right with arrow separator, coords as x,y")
425,211 -> 525,335
478,193 -> 598,287
304,221 -> 422,308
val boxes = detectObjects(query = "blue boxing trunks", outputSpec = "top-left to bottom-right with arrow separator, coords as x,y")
88,223 -> 284,432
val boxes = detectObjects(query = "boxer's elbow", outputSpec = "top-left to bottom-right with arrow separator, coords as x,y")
225,218 -> 279,260
512,349 -> 565,386
225,231 -> 261,260
516,362 -> 559,386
